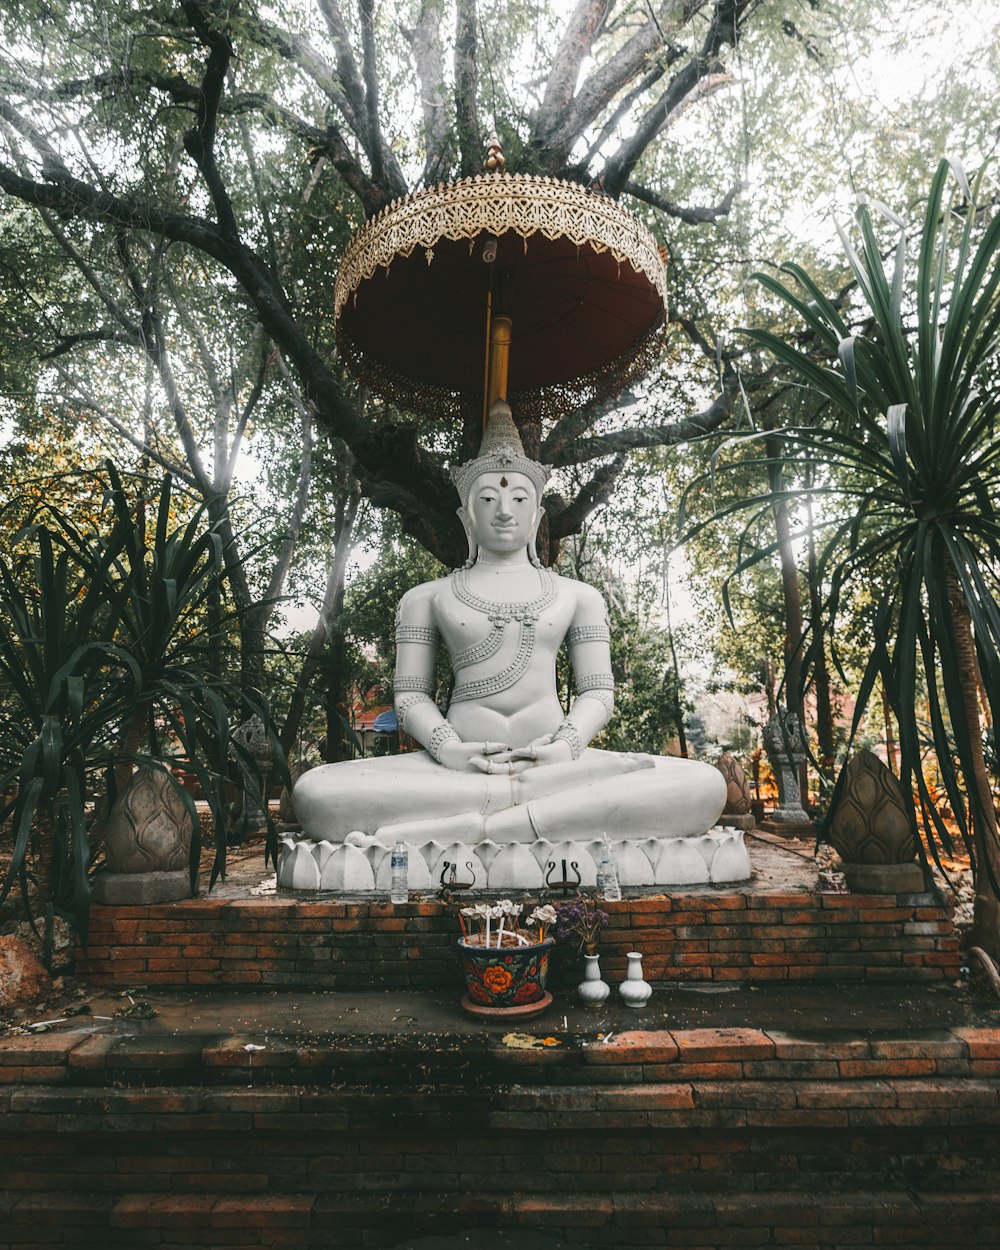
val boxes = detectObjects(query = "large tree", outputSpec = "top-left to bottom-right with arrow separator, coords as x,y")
0,0 -> 771,566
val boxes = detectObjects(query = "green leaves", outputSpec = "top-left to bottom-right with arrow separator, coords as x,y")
728,158 -> 1000,912
0,461 -> 283,949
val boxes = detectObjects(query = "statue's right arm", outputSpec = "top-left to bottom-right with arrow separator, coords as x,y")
393,584 -> 504,771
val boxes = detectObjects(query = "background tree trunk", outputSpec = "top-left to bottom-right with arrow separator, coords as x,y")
947,566 -> 1000,962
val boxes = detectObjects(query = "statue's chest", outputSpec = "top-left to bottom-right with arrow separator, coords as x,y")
434,574 -> 573,658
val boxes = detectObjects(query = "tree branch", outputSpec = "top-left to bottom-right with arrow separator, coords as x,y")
255,18 -> 357,128
602,57 -> 723,196
454,0 -> 480,177
38,328 -> 143,359
315,0 -> 408,200
260,351 -> 316,622
601,0 -> 753,197
315,0 -> 371,145
539,1 -> 614,133
538,5 -> 685,164
406,0 -> 452,185
548,454 -> 629,539
625,179 -> 740,224
181,1 -> 239,239
358,0 -> 387,188
43,354 -> 197,488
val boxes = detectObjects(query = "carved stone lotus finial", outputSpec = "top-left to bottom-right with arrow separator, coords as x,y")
104,765 -> 192,874
716,752 -> 752,815
94,765 -> 196,904
828,749 -> 924,893
829,749 -> 914,864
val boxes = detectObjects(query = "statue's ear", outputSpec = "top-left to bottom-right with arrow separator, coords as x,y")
456,505 -> 477,569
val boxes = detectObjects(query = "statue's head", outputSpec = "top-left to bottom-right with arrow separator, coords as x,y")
450,400 -> 551,567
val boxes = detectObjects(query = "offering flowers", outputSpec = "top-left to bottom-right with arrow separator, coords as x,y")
524,904 -> 558,942
556,897 -> 610,955
458,899 -> 532,948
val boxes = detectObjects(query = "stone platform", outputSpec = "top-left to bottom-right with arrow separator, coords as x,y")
74,840 -> 961,990
1,981 -> 999,1248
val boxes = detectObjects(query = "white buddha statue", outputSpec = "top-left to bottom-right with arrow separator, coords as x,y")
291,402 -> 727,861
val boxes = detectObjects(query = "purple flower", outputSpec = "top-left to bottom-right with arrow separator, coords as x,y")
555,897 -> 610,950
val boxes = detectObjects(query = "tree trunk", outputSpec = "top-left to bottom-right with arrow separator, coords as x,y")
882,681 -> 898,773
946,566 -> 1000,961
324,613 -> 350,764
663,558 -> 688,757
767,443 -> 808,800
806,491 -> 835,785
280,489 -> 361,756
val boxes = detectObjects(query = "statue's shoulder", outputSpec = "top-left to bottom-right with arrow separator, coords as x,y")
397,577 -> 450,622
562,576 -> 608,617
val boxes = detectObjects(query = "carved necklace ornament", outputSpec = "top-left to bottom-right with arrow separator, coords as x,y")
448,566 -> 560,703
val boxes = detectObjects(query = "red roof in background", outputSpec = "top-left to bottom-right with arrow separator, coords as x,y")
353,704 -> 392,730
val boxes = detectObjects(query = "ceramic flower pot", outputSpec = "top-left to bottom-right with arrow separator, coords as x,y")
577,952 -> 611,1006
458,935 -> 554,1018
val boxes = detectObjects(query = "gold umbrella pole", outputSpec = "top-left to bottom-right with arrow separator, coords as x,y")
486,314 -> 512,412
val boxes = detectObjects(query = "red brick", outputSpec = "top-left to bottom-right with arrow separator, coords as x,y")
764,1032 -> 870,1060
671,1028 -> 774,1062
584,1030 -> 678,1064
869,1037 -> 965,1059
648,1061 -> 744,1079
0,1033 -> 83,1065
838,1058 -> 936,1078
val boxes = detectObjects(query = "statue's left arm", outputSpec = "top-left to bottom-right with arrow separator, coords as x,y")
552,582 -> 614,757
509,581 -> 614,767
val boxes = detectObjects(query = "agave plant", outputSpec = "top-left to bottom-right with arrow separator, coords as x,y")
694,158 -> 1000,959
0,463 -> 283,948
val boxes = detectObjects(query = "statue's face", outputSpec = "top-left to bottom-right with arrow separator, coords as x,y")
464,471 -> 540,557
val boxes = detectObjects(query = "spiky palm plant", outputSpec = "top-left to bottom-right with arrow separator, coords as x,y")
0,464 -> 282,948
731,158 -> 1000,959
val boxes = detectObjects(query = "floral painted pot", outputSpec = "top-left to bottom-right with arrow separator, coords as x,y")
458,935 -> 554,1011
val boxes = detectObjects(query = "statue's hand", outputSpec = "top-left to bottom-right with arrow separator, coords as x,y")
437,739 -> 510,773
507,736 -> 575,768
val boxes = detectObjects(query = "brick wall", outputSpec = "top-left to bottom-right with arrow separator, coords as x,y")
74,888 -> 961,989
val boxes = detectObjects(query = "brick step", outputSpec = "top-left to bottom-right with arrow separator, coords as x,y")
2,1189 -> 999,1248
3,1024 -> 999,1089
3,1076 -> 999,1132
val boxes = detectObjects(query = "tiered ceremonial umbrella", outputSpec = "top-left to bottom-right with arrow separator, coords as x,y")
333,137 -> 667,425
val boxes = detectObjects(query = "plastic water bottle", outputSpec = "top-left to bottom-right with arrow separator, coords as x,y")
597,834 -> 621,902
390,841 -> 409,904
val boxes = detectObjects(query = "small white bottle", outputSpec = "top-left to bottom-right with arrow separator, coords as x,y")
389,841 -> 409,904
596,834 -> 622,902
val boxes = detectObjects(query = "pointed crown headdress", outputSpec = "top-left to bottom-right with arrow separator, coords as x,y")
450,401 -> 552,504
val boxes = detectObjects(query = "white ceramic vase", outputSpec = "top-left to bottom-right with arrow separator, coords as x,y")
577,953 -> 611,1006
618,951 -> 652,1009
